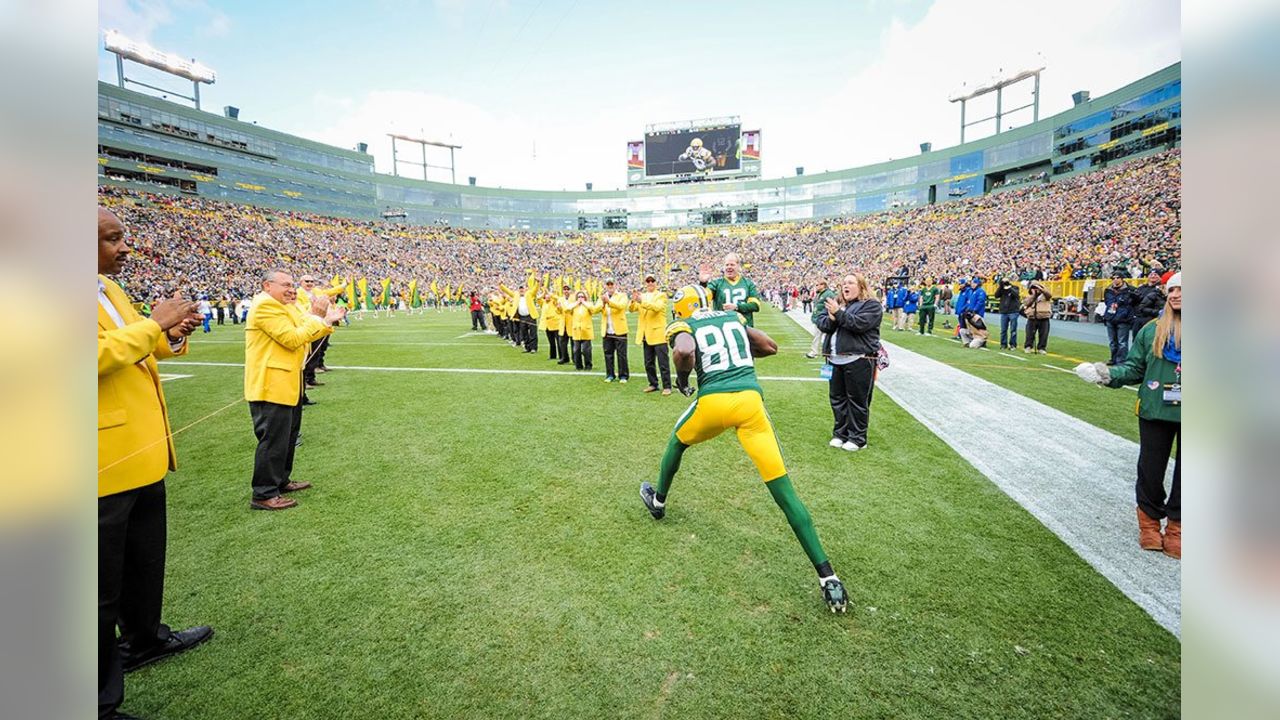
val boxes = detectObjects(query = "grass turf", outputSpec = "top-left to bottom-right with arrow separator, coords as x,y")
130,306 -> 1179,719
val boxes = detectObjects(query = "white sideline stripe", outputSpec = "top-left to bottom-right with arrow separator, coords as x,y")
998,351 -> 1029,362
784,309 -> 1180,637
158,373 -> 193,382
190,340 -> 505,347
158,360 -> 825,383
1041,363 -> 1075,374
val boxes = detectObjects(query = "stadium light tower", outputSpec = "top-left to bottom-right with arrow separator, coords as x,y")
948,61 -> 1045,143
389,134 -> 462,184
103,29 -> 215,110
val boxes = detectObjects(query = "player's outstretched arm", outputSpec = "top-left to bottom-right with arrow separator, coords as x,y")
745,326 -> 778,358
672,333 -> 697,396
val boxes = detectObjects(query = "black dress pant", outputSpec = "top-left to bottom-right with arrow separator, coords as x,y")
471,309 -> 485,330
547,330 -> 560,359
250,400 -> 303,500
1024,318 -> 1050,351
1137,418 -> 1181,521
518,317 -> 537,351
828,357 -> 875,446
314,335 -> 331,368
557,331 -> 571,362
603,334 -> 629,379
643,341 -> 671,389
303,339 -> 325,384
573,339 -> 593,370
99,481 -> 169,718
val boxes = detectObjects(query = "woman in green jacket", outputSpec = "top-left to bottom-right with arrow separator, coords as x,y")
1076,272 -> 1181,559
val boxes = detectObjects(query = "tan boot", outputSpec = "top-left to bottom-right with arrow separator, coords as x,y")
1137,507 -> 1163,551
1162,520 -> 1181,559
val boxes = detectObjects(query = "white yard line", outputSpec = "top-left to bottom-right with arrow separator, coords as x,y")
159,360 -> 824,384
998,351 -> 1030,362
785,309 -> 1180,637
1042,363 -> 1075,374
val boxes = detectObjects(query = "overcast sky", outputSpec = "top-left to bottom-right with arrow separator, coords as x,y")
98,0 -> 1180,191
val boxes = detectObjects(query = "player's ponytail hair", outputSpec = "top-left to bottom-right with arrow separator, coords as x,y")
1151,295 -> 1180,360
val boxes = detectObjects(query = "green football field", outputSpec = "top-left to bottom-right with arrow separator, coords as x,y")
133,306 -> 1180,719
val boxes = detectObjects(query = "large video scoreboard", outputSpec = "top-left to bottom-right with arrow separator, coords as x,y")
627,117 -> 760,187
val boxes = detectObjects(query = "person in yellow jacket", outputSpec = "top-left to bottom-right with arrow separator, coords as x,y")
487,290 -> 509,342
555,284 -> 575,364
599,278 -> 635,383
540,289 -> 564,362
565,290 -> 601,370
97,207 -> 211,719
297,275 -> 344,389
633,273 -> 673,395
500,279 -> 541,353
245,270 -> 345,511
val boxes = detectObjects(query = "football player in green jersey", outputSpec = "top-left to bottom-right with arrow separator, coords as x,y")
639,285 -> 848,612
702,253 -> 763,327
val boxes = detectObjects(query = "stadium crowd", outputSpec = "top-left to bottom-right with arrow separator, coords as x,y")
98,149 -> 1180,305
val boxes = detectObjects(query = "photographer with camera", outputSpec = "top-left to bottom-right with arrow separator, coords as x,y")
1022,281 -> 1053,354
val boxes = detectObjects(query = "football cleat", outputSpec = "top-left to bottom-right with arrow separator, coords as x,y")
639,482 -> 665,520
821,578 -> 848,613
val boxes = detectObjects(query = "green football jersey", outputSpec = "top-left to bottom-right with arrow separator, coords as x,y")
667,310 -> 762,398
706,276 -> 761,326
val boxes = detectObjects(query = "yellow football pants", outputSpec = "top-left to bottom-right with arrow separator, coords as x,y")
673,390 -> 786,482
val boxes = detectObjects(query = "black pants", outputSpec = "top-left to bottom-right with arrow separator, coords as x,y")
802,300 -> 812,313
917,308 -> 935,334
1137,418 -> 1181,521
1132,316 -> 1155,345
829,357 -> 875,446
99,481 -> 169,718
492,315 -> 503,337
470,309 -> 485,330
314,335 -> 331,369
546,330 -> 560,359
518,317 -> 537,351
216,308 -> 224,325
250,400 -> 302,500
557,331 -> 571,362
603,334 -> 629,379
303,339 -> 325,384
643,341 -> 671,389
1025,318 -> 1050,351
573,339 -> 593,370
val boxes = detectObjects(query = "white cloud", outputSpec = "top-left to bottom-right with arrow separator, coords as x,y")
291,0 -> 1179,190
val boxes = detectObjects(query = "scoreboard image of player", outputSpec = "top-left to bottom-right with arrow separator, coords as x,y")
644,124 -> 741,178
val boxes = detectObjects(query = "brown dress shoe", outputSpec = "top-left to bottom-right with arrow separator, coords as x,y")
282,481 -> 312,492
1162,520 -> 1181,559
1137,507 -> 1163,551
661,388 -> 672,396
643,385 -> 658,393
251,496 -> 298,510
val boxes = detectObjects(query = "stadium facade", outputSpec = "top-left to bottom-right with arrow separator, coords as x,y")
98,63 -> 1179,231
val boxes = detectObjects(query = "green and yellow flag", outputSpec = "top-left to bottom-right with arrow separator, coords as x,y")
409,279 -> 421,308
430,280 -> 439,298
358,277 -> 371,310
345,276 -> 356,308
378,279 -> 390,306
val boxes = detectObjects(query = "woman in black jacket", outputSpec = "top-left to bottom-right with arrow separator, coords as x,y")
815,274 -> 883,451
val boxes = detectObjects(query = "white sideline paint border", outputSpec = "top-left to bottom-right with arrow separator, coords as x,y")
785,309 -> 1180,637
158,360 -> 825,384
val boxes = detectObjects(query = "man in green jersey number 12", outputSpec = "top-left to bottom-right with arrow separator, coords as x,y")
701,253 -> 762,327
639,284 -> 848,613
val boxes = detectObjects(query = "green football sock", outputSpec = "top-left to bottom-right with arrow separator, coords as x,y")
655,434 -> 688,501
766,474 -> 829,568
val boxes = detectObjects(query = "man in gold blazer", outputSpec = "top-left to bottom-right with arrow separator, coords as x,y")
98,207 -> 212,719
244,270 -> 345,510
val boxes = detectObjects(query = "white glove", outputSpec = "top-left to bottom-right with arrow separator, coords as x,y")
1074,362 -> 1110,385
